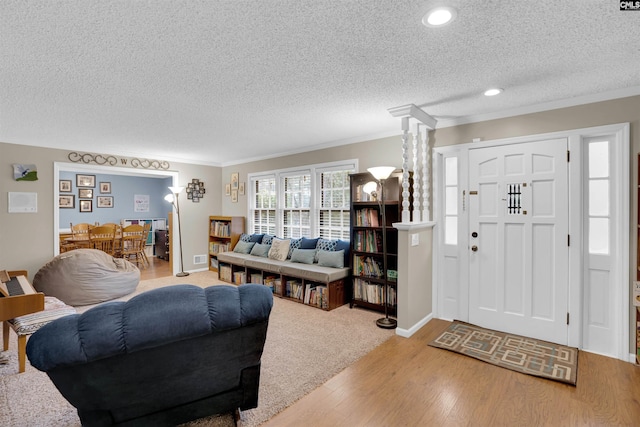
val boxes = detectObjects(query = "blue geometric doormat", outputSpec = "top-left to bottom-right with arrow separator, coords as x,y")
429,320 -> 578,385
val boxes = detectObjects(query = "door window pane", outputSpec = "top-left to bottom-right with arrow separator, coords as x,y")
589,218 -> 609,254
588,180 -> 609,216
588,141 -> 609,178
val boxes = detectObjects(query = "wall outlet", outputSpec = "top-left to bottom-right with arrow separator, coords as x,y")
194,255 -> 208,265
411,233 -> 419,246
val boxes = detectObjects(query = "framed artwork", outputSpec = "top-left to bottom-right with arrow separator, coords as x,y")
225,183 -> 231,196
186,178 -> 205,202
100,182 -> 111,193
79,200 -> 93,212
59,180 -> 72,192
231,189 -> 238,203
97,196 -> 113,208
239,182 -> 245,195
78,189 -> 93,199
59,195 -> 75,208
231,172 -> 239,190
76,174 -> 95,188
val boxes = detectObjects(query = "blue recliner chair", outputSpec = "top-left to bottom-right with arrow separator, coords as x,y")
26,284 -> 273,426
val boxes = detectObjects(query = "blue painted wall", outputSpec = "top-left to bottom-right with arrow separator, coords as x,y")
59,172 -> 173,228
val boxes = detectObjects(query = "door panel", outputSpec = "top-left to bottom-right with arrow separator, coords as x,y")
469,138 -> 569,344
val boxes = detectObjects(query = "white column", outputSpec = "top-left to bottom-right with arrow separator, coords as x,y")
412,123 -> 421,222
401,117 -> 410,223
421,127 -> 430,222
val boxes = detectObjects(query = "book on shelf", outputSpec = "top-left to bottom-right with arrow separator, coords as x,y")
352,255 -> 384,278
264,276 -> 277,292
304,284 -> 328,309
250,273 -> 263,284
210,258 -> 219,270
233,271 -> 246,285
209,241 -> 231,255
354,208 -> 379,227
210,221 -> 231,237
353,278 -> 396,306
353,230 -> 382,252
219,265 -> 232,282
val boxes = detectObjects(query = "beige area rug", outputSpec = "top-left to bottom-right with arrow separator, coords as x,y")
0,271 -> 393,426
429,320 -> 578,385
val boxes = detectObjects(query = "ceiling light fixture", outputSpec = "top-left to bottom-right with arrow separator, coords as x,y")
484,88 -> 503,97
422,6 -> 457,27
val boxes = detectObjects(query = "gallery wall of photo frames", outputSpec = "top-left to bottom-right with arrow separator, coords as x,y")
225,172 -> 245,203
59,174 -> 113,212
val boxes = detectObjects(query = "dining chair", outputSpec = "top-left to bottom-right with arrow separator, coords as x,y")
89,225 -> 117,256
70,223 -> 93,249
120,225 -> 148,268
101,223 -> 122,255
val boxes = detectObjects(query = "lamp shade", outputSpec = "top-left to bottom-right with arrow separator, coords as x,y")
169,186 -> 185,194
367,166 -> 395,180
164,194 -> 174,203
362,181 -> 378,195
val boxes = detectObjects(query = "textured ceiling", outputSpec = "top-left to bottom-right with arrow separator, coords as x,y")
1,1 -> 639,166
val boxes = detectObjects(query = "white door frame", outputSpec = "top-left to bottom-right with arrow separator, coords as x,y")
433,123 -> 630,361
53,162 -> 181,274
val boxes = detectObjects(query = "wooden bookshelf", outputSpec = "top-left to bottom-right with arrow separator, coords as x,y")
208,216 -> 244,272
349,170 -> 407,314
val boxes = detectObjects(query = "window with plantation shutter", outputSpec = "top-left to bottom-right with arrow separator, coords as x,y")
317,169 -> 351,240
248,160 -> 357,239
282,172 -> 311,238
251,175 -> 276,235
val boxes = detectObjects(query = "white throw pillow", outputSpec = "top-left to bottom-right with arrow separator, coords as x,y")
268,238 -> 291,261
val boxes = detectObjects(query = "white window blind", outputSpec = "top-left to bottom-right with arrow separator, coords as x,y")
317,169 -> 351,240
282,172 -> 311,238
252,175 -> 276,235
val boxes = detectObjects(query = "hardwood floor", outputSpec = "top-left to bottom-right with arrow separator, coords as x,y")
138,256 -> 172,281
262,318 -> 640,427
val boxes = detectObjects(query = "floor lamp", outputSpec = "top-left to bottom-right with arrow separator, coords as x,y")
367,166 -> 397,329
165,186 -> 189,277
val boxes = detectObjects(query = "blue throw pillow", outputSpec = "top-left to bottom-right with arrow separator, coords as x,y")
288,237 -> 302,259
335,239 -> 350,267
233,241 -> 255,254
250,243 -> 271,257
315,238 -> 338,262
262,234 -> 275,245
290,248 -> 316,264
240,233 -> 252,242
317,249 -> 345,268
249,233 -> 264,243
300,237 -> 319,249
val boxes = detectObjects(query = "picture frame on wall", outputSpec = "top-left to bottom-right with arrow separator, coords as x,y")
100,182 -> 111,193
76,174 -> 95,188
79,200 -> 92,212
231,189 -> 238,203
225,183 -> 231,196
97,196 -> 113,208
59,195 -> 75,208
239,182 -> 245,195
79,189 -> 93,199
59,180 -> 72,192
231,172 -> 239,190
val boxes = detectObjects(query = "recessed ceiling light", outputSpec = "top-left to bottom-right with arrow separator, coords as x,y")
422,7 -> 457,27
484,88 -> 503,97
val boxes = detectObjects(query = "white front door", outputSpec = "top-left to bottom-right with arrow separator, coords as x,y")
468,138 -> 569,344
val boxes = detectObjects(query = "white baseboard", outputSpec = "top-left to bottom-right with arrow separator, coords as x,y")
396,313 -> 433,338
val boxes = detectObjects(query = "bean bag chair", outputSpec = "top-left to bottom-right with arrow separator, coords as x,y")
33,249 -> 140,305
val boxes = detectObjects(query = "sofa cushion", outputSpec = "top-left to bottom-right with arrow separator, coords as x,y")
280,263 -> 349,283
317,249 -> 345,268
268,238 -> 290,261
234,241 -> 255,254
335,239 -> 351,266
250,243 -> 271,257
245,258 -> 288,274
290,248 -> 316,264
217,252 -> 254,266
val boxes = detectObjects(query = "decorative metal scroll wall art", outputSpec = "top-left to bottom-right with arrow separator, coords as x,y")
68,152 -> 170,170
186,179 -> 205,202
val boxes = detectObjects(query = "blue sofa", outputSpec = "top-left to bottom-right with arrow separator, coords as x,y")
26,284 -> 273,426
